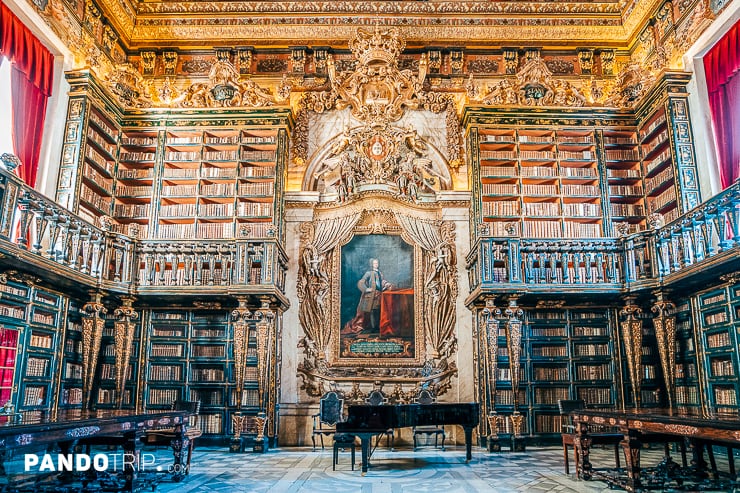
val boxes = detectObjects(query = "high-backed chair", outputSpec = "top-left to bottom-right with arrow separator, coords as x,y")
142,400 -> 203,475
558,399 -> 622,475
413,389 -> 446,451
312,391 -> 344,451
365,390 -> 394,452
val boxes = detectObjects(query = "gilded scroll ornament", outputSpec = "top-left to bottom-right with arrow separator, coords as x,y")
180,58 -> 275,108
324,26 -> 423,124
475,56 -> 587,108
105,64 -> 153,108
605,62 -> 655,108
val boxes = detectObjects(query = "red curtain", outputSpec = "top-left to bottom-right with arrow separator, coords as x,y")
0,2 -> 54,188
704,19 -> 740,189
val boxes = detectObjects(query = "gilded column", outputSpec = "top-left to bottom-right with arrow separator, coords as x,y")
652,291 -> 676,410
230,297 -> 251,451
505,295 -> 525,451
113,297 -> 138,408
81,291 -> 107,410
254,297 -> 275,452
620,297 -> 643,409
482,298 -> 502,452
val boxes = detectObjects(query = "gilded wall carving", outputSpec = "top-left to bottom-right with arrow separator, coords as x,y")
296,202 -> 458,399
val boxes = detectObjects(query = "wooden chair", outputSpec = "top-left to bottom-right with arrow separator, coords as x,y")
312,391 -> 344,451
413,389 -> 446,451
311,391 -> 356,470
365,390 -> 394,452
142,399 -> 203,475
558,399 -> 622,475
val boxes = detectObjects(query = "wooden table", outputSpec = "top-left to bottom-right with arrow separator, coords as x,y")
0,409 -> 191,491
571,408 -> 740,492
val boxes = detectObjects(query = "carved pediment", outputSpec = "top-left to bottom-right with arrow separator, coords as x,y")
475,56 -> 587,107
106,63 -> 152,108
311,123 -> 450,203
177,59 -> 275,108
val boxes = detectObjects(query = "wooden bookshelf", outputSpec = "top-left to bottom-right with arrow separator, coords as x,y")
673,298 -> 700,412
146,309 -> 260,437
639,106 -> 680,225
477,126 -> 604,238
489,308 -> 616,438
601,128 -> 645,234
697,286 -> 739,413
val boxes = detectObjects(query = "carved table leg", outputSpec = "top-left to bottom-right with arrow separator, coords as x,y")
170,423 -> 190,482
574,420 -> 593,480
689,439 -> 709,479
621,429 -> 642,493
122,430 -> 143,493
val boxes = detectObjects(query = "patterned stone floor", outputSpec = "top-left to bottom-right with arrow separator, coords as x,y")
151,445 -> 651,493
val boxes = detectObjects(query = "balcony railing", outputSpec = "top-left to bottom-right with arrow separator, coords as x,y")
468,179 -> 740,294
0,167 -> 287,296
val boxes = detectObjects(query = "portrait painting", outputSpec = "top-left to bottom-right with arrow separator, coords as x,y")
338,234 -> 416,360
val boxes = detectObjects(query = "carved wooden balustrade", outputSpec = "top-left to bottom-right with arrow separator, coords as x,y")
468,180 -> 739,296
0,167 -> 288,298
0,168 -> 135,288
468,238 -> 623,292
652,180 -> 739,278
135,239 -> 287,293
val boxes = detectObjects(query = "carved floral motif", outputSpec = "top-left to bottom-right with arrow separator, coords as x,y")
475,56 -> 587,107
180,58 -> 275,108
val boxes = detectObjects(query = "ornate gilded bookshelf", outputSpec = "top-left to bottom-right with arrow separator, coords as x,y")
634,72 -> 702,222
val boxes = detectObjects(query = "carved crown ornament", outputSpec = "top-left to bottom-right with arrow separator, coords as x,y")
292,26 -> 464,168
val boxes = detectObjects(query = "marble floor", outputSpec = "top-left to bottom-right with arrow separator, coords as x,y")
152,445 -> 680,493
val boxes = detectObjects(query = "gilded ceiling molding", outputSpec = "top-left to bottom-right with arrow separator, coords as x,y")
95,0 -> 135,43
126,25 -> 629,48
134,1 -> 623,16
622,0 -> 664,41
